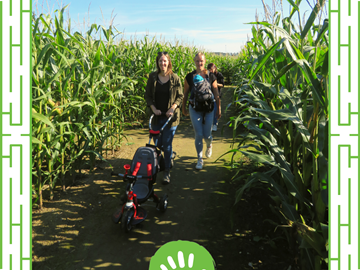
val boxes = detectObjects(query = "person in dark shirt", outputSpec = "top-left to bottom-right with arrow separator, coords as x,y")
182,52 -> 221,170
207,63 -> 224,131
144,52 -> 183,184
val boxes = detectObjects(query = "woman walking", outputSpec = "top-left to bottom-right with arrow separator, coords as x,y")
182,52 -> 221,170
207,63 -> 224,131
145,52 -> 184,184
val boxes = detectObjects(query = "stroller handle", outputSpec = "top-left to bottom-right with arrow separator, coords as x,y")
149,113 -> 172,132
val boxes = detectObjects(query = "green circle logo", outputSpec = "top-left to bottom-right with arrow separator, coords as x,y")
149,240 -> 216,270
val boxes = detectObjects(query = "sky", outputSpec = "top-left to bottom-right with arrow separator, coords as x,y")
33,0 -> 328,53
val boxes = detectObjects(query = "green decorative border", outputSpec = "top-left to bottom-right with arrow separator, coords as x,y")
0,0 -> 32,269
0,1 -> 3,268
330,0 -> 359,269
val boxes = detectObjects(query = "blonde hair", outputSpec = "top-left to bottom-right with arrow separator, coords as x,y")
194,52 -> 206,61
194,52 -> 207,73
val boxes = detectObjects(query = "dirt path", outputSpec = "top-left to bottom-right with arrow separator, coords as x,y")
32,87 -> 295,270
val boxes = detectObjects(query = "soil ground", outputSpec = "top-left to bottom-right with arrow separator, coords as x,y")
32,87 -> 297,270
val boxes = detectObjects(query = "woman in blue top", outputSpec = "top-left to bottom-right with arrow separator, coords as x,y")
182,52 -> 221,170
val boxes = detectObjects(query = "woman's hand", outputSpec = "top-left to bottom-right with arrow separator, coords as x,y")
216,97 -> 221,120
166,107 -> 174,118
151,106 -> 162,116
216,110 -> 221,120
182,108 -> 189,117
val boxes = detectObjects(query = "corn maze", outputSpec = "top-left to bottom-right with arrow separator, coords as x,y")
0,0 -> 350,269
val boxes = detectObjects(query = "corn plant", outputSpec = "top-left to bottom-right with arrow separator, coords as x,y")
223,1 -> 329,269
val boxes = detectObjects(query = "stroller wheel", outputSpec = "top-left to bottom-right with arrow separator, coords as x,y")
158,194 -> 168,213
121,209 -> 134,233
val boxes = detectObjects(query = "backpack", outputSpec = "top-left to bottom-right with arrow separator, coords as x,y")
192,74 -> 214,113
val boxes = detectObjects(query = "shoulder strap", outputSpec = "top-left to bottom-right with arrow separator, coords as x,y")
151,72 -> 157,81
205,73 -> 212,86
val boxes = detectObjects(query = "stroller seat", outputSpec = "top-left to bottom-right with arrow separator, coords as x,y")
132,179 -> 150,200
129,147 -> 158,201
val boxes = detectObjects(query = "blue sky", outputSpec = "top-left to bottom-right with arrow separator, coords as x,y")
34,0 -> 327,53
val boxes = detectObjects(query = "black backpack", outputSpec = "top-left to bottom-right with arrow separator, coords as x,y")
192,75 -> 214,113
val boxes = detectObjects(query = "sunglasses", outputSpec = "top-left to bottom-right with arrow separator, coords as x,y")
158,51 -> 168,55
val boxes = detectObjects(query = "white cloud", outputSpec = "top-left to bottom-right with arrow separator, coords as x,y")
119,31 -> 170,38
112,16 -> 160,27
201,32 -> 249,41
203,42 -> 247,53
170,28 -> 251,42
172,28 -> 249,35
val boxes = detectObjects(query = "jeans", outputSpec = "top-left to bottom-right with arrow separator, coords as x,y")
213,101 -> 218,126
189,105 -> 214,159
152,116 -> 177,170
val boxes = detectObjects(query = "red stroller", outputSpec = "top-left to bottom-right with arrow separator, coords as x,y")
111,113 -> 172,232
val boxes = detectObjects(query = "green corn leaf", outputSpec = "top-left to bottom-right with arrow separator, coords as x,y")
253,108 -> 312,151
38,15 -> 53,35
321,50 -> 329,76
259,28 -> 275,44
86,23 -> 99,37
101,26 -> 110,42
34,43 -> 53,68
286,0 -> 299,13
246,21 -> 272,28
61,28 -> 85,52
32,112 -> 57,131
50,46 -> 71,67
32,16 -> 42,38
257,33 -> 267,51
54,16 -> 65,48
318,152 -> 328,206
240,147 -> 306,205
32,137 -> 44,146
233,96 -> 271,111
301,0 -> 326,40
275,48 -> 287,70
234,169 -> 275,204
282,38 -> 298,61
253,81 -> 277,95
249,38 -> 286,81
298,224 -> 327,258
52,43 -> 84,67
272,60 -> 298,85
93,44 -> 102,68
281,201 -> 301,222
299,246 -> 315,270
296,59 -> 326,111
239,151 -> 277,166
42,33 -> 56,41
274,12 -> 281,26
289,42 -> 306,60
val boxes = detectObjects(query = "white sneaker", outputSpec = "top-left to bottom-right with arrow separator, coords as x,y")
212,125 -> 218,131
195,158 -> 203,170
206,145 -> 212,158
